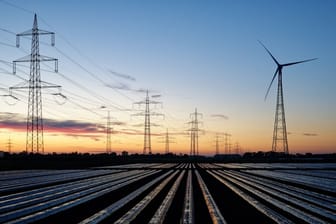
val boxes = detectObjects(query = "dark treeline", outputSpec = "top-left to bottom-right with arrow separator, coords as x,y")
0,151 -> 335,170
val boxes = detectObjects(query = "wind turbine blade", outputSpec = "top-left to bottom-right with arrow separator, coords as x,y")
265,68 -> 279,101
283,58 -> 318,67
258,40 -> 280,66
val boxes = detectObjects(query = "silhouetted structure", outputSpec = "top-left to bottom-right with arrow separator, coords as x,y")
133,90 -> 163,154
215,134 -> 219,155
260,41 -> 317,154
6,137 -> 12,153
106,111 -> 112,153
10,14 -> 59,153
189,108 -> 202,156
224,133 -> 231,154
157,128 -> 175,154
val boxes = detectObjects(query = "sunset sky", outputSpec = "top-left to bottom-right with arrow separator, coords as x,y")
0,0 -> 335,155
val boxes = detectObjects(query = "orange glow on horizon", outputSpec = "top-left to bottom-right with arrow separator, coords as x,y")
2,130 -> 334,155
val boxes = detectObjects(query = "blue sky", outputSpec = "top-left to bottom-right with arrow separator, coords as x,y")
0,0 -> 335,154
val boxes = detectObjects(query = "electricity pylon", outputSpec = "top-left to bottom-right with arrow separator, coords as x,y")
214,133 -> 224,155
6,137 -> 12,153
233,141 -> 241,154
188,108 -> 202,156
157,128 -> 176,154
133,90 -> 163,154
106,111 -> 112,153
10,14 -> 60,154
224,133 -> 231,154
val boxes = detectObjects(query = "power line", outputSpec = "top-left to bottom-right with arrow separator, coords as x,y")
0,26 -> 136,114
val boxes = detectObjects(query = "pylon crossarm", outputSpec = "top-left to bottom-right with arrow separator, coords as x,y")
40,81 -> 61,88
17,31 -> 55,47
13,54 -> 57,62
9,82 -> 28,89
13,56 -> 58,73
9,83 -> 61,90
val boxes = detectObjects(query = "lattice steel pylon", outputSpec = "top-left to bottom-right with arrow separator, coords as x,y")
157,128 -> 175,154
11,14 -> 59,153
106,111 -> 112,153
215,134 -> 219,155
189,108 -> 202,156
165,128 -> 170,154
224,133 -> 231,154
259,41 -> 317,154
133,90 -> 163,154
6,137 -> 13,153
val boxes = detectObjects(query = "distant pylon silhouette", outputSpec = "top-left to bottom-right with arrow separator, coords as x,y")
11,14 -> 59,153
165,128 -> 170,154
189,108 -> 202,156
144,91 -> 151,154
215,134 -> 219,155
133,90 -> 163,154
106,111 -> 112,153
224,133 -> 231,154
6,137 -> 12,153
157,128 -> 175,154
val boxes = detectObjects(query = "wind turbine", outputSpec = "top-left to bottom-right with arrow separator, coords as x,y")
259,41 -> 317,154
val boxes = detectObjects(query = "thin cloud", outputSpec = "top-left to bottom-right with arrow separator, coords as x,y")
0,116 -> 103,134
109,70 -> 136,81
135,88 -> 148,93
303,133 -> 318,137
105,83 -> 131,91
211,114 -> 229,120
66,133 -> 102,141
111,121 -> 127,126
105,83 -> 150,95
152,94 -> 161,98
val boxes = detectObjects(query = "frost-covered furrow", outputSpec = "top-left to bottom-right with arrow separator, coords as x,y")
220,170 -> 336,222
0,170 -> 141,213
233,170 -> 336,207
182,169 -> 193,224
277,170 -> 336,180
213,170 -> 327,224
207,170 -> 292,224
79,170 -> 175,224
0,170 -> 85,181
195,169 -> 226,224
114,170 -> 178,223
149,170 -> 185,224
1,170 -> 157,223
245,170 -> 336,193
0,170 -> 115,193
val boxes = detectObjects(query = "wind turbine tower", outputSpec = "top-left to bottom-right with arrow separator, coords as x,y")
260,41 -> 317,154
